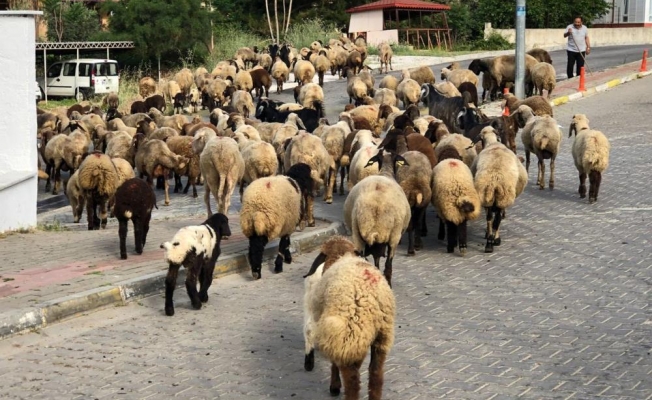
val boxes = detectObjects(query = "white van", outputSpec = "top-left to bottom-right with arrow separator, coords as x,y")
40,58 -> 120,101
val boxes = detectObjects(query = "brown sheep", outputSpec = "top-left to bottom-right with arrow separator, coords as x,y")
139,77 -> 157,98
167,136 -> 200,198
249,68 -> 272,98
134,139 -> 189,206
503,93 -> 553,117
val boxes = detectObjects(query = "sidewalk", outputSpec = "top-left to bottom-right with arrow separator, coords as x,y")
2,55 -> 651,340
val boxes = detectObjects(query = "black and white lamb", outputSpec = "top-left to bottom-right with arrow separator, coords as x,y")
160,213 -> 231,316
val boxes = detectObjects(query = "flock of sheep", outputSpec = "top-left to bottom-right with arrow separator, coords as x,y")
35,35 -> 612,399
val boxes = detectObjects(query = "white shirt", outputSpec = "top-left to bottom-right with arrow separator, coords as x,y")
566,24 -> 588,52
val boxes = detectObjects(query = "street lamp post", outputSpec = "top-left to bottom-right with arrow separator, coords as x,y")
515,0 -> 526,98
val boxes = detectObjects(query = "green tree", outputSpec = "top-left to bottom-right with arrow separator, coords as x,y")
42,0 -> 101,42
102,0 -> 211,63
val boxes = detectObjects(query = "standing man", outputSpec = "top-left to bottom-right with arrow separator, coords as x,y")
564,16 -> 591,78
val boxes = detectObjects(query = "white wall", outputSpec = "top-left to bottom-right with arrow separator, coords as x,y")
348,10 -> 383,33
367,30 -> 399,46
594,0 -> 652,23
0,11 -> 41,233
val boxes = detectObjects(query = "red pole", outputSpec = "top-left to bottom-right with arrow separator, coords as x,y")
579,67 -> 586,91
502,87 -> 510,116
640,50 -> 648,72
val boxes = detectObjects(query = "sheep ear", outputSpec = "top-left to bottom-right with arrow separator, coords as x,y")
394,154 -> 409,167
303,253 -> 327,278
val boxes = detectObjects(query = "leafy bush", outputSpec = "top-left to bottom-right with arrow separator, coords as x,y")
284,18 -> 342,50
470,32 -> 514,51
208,24 -> 266,69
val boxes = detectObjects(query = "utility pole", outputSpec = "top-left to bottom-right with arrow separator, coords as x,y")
515,0 -> 526,98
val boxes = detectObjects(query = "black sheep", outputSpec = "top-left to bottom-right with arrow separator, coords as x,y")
173,93 -> 186,114
113,178 -> 157,259
160,213 -> 231,316
144,94 -> 166,113
130,100 -> 148,114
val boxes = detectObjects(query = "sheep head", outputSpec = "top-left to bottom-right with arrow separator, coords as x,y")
512,105 -> 534,129
366,148 -> 408,176
569,114 -> 590,137
303,236 -> 359,278
476,126 -> 500,148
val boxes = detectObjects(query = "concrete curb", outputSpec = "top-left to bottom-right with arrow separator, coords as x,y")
549,69 -> 652,107
0,220 -> 346,339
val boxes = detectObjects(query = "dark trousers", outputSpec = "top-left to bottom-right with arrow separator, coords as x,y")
567,50 -> 586,78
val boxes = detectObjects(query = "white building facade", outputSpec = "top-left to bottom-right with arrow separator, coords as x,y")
593,0 -> 652,25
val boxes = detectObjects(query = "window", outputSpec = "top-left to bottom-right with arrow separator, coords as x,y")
47,63 -> 62,78
63,63 -> 76,77
95,63 -> 119,76
79,63 -> 92,77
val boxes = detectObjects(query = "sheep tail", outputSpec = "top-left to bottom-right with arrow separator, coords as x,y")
253,212 -> 268,236
456,197 -> 475,214
340,154 -> 350,166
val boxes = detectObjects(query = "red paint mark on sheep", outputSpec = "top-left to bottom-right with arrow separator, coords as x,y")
266,181 -> 271,189
448,160 -> 458,167
362,268 -> 379,285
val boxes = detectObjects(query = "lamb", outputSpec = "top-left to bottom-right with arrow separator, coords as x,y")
139,77 -> 157,98
471,127 -> 528,253
238,137 -> 278,198
65,170 -> 85,224
271,56 -> 290,93
373,88 -> 398,107
441,67 -> 479,88
378,75 -> 398,91
113,178 -> 157,260
468,55 -> 538,98
431,155 -> 481,255
378,42 -> 393,74
346,68 -> 369,106
294,59 -> 316,86
527,48 -> 553,64
77,152 -> 120,230
174,68 -> 194,96
568,114 -> 611,203
230,90 -> 255,118
529,62 -> 556,99
161,213 -> 231,316
302,236 -> 396,400
165,80 -> 182,105
240,163 -> 314,279
199,136 -> 244,216
166,135 -> 201,198
285,132 -> 337,225
134,139 -> 189,206
343,148 -> 411,286
512,104 -> 562,190
249,67 -> 272,98
396,75 -> 421,108
298,83 -> 324,109
312,50 -> 331,87
188,88 -> 201,113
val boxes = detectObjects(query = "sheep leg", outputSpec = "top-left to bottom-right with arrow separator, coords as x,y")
133,217 -> 144,255
485,207 -> 494,239
445,221 -> 458,253
437,217 -> 446,240
52,162 -> 62,195
578,172 -> 587,198
537,158 -> 545,190
368,340 -> 388,400
524,150 -> 531,172
329,363 -> 342,396
325,169 -> 335,204
142,212 -> 151,247
248,234 -> 268,280
420,211 -> 428,237
174,173 -> 182,193
307,195 -> 315,227
414,207 -> 426,249
458,221 -> 468,256
164,263 -> 181,316
383,245 -> 394,288
163,175 -> 171,206
340,361 -> 363,400
389,58 -> 393,71
99,199 -> 108,229
185,256 -> 203,310
85,196 -> 96,230
549,156 -> 556,190
118,219 -> 129,260
589,170 -> 601,204
304,348 -> 315,372
44,162 -> 52,191
339,165 -> 346,195
204,187 -> 213,217
485,206 -> 504,253
274,235 -> 291,273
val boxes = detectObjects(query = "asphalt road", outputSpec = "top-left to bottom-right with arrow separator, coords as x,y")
13,74 -> 652,399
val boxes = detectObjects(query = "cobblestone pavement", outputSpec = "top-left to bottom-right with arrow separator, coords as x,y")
3,66 -> 651,399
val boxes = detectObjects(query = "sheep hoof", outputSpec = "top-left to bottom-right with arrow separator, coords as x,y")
329,387 -> 340,396
191,300 -> 202,310
120,253 -> 127,260
252,271 -> 261,280
308,221 -> 315,227
589,197 -> 596,204
325,198 -> 333,204
164,201 -> 170,206
165,306 -> 175,316
447,246 -> 455,253
459,246 -> 467,256
493,237 -> 501,246
549,183 -> 554,190
274,257 -> 284,273
484,245 -> 494,253
52,190 -> 58,195
304,350 -> 315,371
407,249 -> 415,256
199,292 -> 208,303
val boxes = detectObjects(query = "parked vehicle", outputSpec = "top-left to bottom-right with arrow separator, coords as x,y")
38,58 -> 120,101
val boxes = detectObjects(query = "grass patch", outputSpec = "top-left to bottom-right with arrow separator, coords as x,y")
38,220 -> 69,232
284,18 -> 342,50
208,24 -> 267,70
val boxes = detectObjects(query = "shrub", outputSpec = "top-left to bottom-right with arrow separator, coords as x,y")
284,18 -> 342,50
207,24 -> 266,69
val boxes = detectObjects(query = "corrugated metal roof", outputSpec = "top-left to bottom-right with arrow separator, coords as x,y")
346,0 -> 450,13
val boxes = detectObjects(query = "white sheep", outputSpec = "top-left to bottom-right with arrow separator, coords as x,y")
379,75 -> 398,91
298,83 -> 324,109
378,42 -> 393,74
240,163 -> 314,279
513,104 -> 562,190
373,88 -> 398,107
440,67 -> 479,88
343,149 -> 411,286
235,134 -> 278,198
229,90 -> 255,118
271,113 -> 306,173
271,56 -> 290,93
568,114 -> 611,203
294,59 -> 316,85
396,75 -> 421,108
160,213 -> 231,316
199,136 -> 245,216
431,156 -> 481,255
302,236 -> 396,400
530,62 -> 556,98
471,127 -> 528,253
